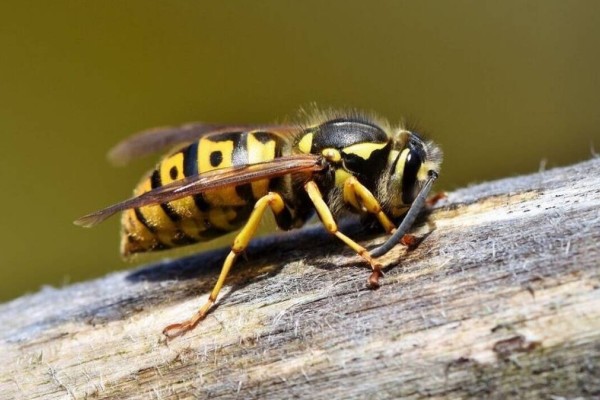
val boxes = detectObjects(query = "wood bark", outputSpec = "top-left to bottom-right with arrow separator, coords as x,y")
1,159 -> 599,399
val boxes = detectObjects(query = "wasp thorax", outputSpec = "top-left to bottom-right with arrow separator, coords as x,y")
298,118 -> 393,188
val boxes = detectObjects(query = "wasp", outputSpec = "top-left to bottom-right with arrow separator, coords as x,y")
75,109 -> 442,338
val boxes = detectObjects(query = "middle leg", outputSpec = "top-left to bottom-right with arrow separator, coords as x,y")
304,180 -> 383,288
344,176 -> 420,248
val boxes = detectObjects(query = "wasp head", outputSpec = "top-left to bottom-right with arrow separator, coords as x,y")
379,130 -> 442,217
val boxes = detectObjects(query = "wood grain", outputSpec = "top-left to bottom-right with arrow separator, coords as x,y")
1,158 -> 599,399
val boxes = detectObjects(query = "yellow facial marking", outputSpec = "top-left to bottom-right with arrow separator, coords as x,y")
297,132 -> 313,154
342,142 -> 388,160
417,161 -> 435,181
322,148 -> 341,162
388,150 -> 399,165
247,132 -> 276,198
395,148 -> 410,177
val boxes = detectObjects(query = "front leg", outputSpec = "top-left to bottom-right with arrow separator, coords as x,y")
304,180 -> 383,288
344,176 -> 417,247
343,176 -> 396,233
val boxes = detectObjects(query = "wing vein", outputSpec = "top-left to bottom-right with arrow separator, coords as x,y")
75,155 -> 322,227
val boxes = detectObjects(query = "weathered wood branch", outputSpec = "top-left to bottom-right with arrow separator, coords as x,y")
1,159 -> 599,399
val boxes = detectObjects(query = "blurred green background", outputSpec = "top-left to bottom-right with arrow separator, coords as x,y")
1,1 -> 599,302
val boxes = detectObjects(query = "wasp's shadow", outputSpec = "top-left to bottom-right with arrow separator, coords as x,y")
126,220 -> 356,284
6,213 -> 435,343
126,209 -> 434,285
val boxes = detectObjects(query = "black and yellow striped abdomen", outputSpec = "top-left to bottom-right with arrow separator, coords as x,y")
121,130 -> 285,256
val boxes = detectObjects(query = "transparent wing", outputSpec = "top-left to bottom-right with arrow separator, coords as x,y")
108,123 -> 298,165
75,154 -> 322,228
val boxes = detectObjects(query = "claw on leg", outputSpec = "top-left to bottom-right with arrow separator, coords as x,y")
400,233 -> 419,248
368,268 -> 384,289
305,180 -> 387,289
163,320 -> 199,339
163,299 -> 214,339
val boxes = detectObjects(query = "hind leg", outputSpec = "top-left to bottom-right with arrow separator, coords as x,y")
163,192 -> 287,338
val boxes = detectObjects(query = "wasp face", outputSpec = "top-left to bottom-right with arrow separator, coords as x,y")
381,131 -> 442,216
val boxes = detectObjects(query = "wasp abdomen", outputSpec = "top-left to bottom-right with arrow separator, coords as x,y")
121,130 -> 285,256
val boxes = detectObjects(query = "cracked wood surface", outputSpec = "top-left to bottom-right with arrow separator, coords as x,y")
1,159 -> 599,399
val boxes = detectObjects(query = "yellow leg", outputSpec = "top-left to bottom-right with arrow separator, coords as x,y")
344,177 -> 420,248
304,181 -> 383,288
163,192 -> 286,338
343,176 -> 396,233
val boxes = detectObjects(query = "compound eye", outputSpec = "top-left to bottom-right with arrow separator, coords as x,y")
402,148 -> 423,204
406,149 -> 422,173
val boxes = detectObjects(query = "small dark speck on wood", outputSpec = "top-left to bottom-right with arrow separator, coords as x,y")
1,159 -> 600,399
